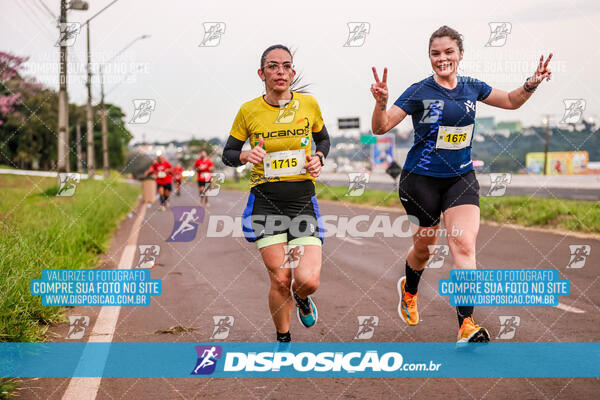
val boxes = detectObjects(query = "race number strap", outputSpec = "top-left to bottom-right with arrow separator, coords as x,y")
157,171 -> 167,178
263,149 -> 305,178
435,124 -> 474,150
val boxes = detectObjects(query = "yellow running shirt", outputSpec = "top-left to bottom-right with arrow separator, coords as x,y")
229,92 -> 324,187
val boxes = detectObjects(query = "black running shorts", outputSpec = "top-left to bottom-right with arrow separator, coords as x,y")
398,170 -> 480,227
242,180 -> 324,244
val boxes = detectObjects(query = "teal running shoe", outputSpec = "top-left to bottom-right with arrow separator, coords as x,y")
293,293 -> 318,328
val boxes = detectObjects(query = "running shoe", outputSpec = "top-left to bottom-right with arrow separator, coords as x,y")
159,205 -> 166,211
397,276 -> 419,325
293,292 -> 318,328
457,317 -> 490,344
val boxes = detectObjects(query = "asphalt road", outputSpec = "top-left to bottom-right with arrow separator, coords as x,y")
20,182 -> 600,399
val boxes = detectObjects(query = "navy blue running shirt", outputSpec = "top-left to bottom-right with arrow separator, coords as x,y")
394,75 -> 492,177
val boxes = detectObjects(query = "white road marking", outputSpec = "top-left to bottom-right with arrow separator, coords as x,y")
555,302 -> 585,314
61,203 -> 146,400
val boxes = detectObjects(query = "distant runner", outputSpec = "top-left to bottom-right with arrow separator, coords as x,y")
144,153 -> 173,211
173,163 -> 184,196
194,151 -> 214,207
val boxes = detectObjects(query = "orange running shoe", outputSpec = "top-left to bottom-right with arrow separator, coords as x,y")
397,276 -> 419,325
457,317 -> 490,344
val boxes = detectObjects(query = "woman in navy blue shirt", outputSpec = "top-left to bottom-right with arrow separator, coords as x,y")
371,25 -> 552,343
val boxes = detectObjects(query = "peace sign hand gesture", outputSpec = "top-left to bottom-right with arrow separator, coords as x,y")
529,53 -> 553,87
371,67 -> 389,107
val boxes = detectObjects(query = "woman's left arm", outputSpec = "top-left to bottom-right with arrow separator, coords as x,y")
483,53 -> 553,110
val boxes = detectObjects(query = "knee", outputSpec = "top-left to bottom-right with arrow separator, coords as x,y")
296,276 -> 320,295
449,233 -> 477,258
270,275 -> 292,294
413,239 -> 436,263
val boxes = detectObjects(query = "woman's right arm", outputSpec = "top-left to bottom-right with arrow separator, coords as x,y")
371,67 -> 408,135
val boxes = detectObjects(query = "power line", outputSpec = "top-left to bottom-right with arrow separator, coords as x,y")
36,0 -> 57,20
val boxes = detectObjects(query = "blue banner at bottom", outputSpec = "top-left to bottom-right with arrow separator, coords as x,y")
1,342 -> 598,378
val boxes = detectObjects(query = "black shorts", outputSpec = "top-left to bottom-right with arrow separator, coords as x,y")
241,180 -> 324,243
398,170 -> 480,227
157,183 -> 172,191
197,180 -> 210,188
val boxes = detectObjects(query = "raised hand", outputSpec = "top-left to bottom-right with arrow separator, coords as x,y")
529,53 -> 553,87
247,136 -> 266,165
370,67 -> 389,108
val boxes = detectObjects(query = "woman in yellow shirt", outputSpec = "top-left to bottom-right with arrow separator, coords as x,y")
222,44 -> 331,343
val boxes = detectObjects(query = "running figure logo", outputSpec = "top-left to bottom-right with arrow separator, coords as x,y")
136,245 -> 161,269
56,23 -> 80,47
425,245 -> 449,269
560,99 -> 586,124
496,316 -> 520,339
345,172 -> 370,197
419,100 -> 444,123
191,345 -> 222,375
488,173 -> 511,197
464,100 -> 476,114
66,315 -> 90,339
485,22 -> 512,47
280,245 -> 304,269
210,316 -> 234,340
566,245 -> 591,269
354,316 -> 379,340
167,207 -> 204,242
56,173 -> 80,196
274,99 -> 300,123
129,99 -> 156,124
199,22 -> 226,47
344,22 -> 370,47
204,173 -> 225,197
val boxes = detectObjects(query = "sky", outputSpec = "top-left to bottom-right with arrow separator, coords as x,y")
1,0 -> 599,143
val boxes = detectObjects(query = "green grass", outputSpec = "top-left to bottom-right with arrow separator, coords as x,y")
221,177 -> 600,234
0,174 -> 139,343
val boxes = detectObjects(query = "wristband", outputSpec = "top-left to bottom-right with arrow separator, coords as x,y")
523,76 -> 538,93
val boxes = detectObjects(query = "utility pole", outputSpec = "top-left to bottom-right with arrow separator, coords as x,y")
100,70 -> 109,178
542,115 -> 551,176
85,24 -> 95,178
76,123 -> 82,172
57,0 -> 68,172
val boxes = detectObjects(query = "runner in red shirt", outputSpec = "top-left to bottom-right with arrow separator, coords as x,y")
144,154 -> 173,211
193,150 -> 214,206
173,163 -> 184,196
